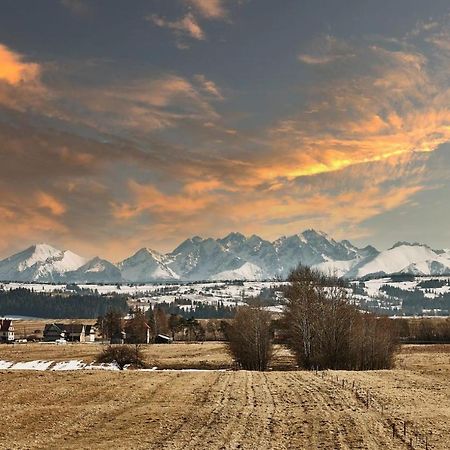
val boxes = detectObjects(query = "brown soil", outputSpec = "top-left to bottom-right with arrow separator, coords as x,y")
0,344 -> 448,449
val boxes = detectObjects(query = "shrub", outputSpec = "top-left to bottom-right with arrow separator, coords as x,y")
96,345 -> 146,370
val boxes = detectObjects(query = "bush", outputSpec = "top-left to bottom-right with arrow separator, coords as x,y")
96,345 -> 146,370
224,303 -> 273,371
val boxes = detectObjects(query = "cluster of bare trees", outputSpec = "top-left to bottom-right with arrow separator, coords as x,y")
225,265 -> 398,371
395,317 -> 450,342
283,266 -> 398,370
224,303 -> 273,371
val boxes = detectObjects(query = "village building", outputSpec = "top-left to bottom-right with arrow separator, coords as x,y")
0,319 -> 14,343
43,323 -> 96,343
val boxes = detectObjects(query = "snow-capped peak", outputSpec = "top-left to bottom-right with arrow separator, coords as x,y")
0,232 -> 448,282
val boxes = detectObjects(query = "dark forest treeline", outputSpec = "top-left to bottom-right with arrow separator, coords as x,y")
379,284 -> 450,315
155,301 -> 236,319
0,288 -> 128,318
394,317 -> 450,342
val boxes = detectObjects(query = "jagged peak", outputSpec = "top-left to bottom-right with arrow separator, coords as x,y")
133,247 -> 162,258
300,229 -> 331,240
222,231 -> 246,241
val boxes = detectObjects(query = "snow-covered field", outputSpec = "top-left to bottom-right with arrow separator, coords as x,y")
0,359 -> 121,371
1,280 -> 286,308
2,275 -> 450,316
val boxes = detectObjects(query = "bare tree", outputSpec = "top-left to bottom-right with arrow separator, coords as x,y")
225,302 -> 273,371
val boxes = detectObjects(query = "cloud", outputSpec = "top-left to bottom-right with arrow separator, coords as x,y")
264,37 -> 450,184
0,43 -> 48,112
185,0 -> 228,20
111,180 -> 217,220
298,35 -> 355,65
148,0 -> 230,47
148,13 -> 205,41
59,73 -> 223,137
0,44 -> 40,85
36,192 -> 66,216
194,74 -> 224,99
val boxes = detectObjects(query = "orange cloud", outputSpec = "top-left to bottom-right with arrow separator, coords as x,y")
36,192 -> 66,216
255,43 -> 450,184
0,44 -> 40,85
186,0 -> 227,19
112,180 -> 216,220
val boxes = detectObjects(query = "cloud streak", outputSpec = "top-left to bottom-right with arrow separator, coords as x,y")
149,13 -> 205,41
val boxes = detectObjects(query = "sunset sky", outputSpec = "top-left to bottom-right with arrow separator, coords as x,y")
1,0 -> 450,261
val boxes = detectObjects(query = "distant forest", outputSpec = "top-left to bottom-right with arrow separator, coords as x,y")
157,300 -> 236,319
0,288 -> 128,319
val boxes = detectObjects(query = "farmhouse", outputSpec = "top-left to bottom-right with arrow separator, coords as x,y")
0,319 -> 14,343
43,323 -> 96,342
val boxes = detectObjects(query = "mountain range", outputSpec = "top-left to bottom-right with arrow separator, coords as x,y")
0,230 -> 449,283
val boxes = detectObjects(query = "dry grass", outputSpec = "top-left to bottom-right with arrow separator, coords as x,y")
0,342 -> 297,370
0,344 -> 448,449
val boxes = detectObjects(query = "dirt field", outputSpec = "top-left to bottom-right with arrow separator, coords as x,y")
0,344 -> 449,449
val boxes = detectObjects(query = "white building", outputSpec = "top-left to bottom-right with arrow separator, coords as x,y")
0,319 -> 14,343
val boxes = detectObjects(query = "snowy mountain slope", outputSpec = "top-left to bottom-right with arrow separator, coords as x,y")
213,262 -> 264,281
167,237 -> 246,280
350,243 -> 450,278
64,257 -> 122,283
312,259 -> 361,278
0,244 -> 87,282
217,233 -> 280,278
1,233 -> 449,282
118,248 -> 179,282
273,230 -> 378,277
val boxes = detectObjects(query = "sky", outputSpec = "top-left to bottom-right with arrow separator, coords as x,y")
0,0 -> 450,261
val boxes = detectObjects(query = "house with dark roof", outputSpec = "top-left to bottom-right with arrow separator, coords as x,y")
43,323 -> 96,343
0,319 -> 14,343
